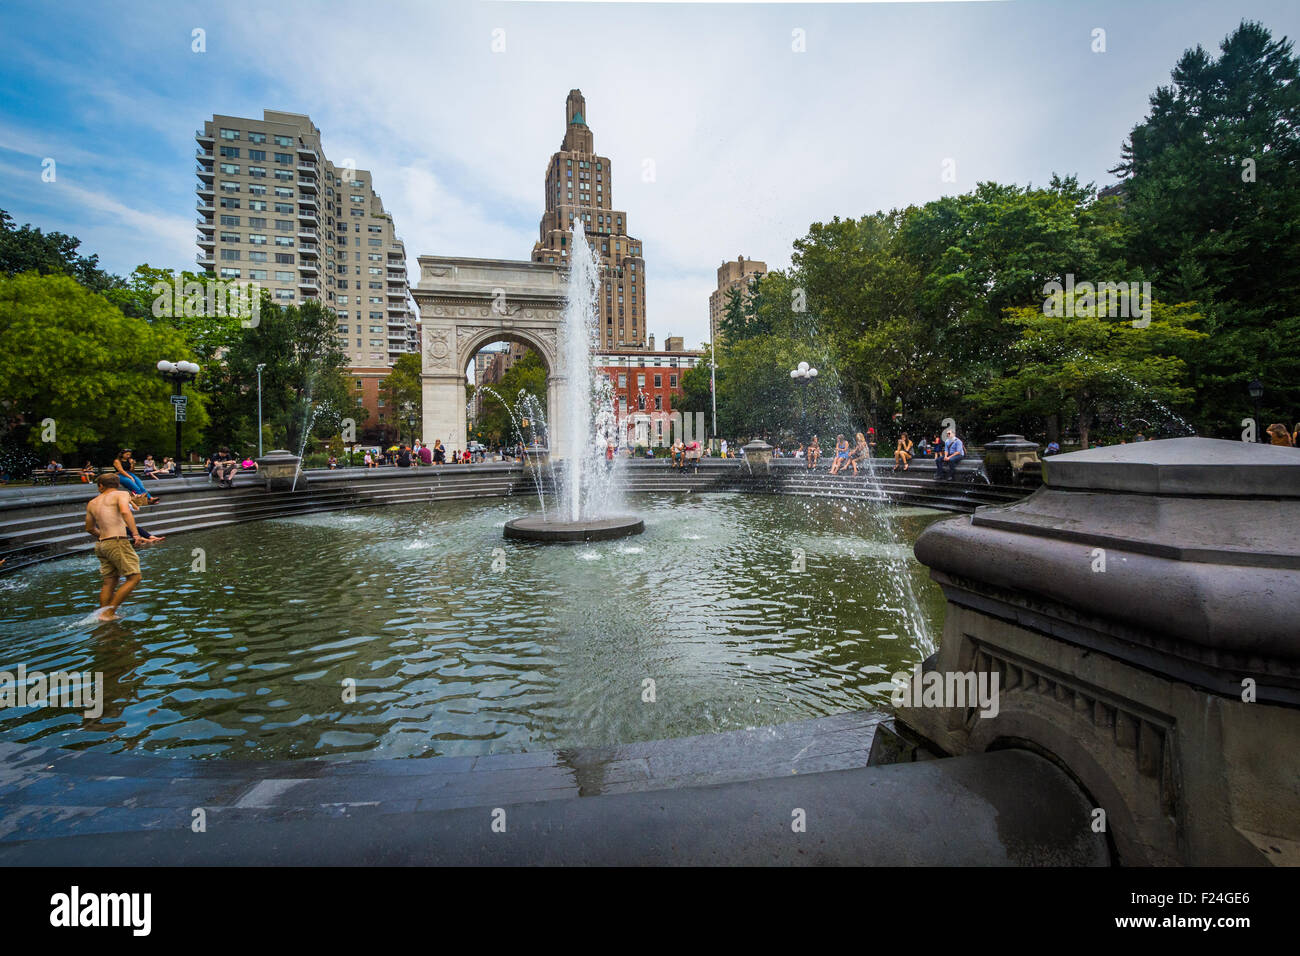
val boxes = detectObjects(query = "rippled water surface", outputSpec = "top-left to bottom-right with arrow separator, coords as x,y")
0,493 -> 948,760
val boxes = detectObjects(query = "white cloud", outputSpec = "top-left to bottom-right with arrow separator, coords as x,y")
8,0 -> 1296,346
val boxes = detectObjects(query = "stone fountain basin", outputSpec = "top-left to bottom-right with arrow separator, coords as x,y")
504,514 -> 644,543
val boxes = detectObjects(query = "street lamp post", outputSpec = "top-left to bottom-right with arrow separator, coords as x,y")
256,363 -> 267,457
709,343 -> 718,453
406,414 -> 416,447
789,361 -> 818,443
1248,379 -> 1264,442
157,360 -> 200,466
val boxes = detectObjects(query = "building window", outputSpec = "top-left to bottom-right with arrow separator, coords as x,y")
249,149 -> 266,162
219,128 -> 240,140
248,132 -> 266,144
654,375 -> 662,388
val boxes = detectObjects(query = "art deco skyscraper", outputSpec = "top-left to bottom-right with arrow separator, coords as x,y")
531,90 -> 647,349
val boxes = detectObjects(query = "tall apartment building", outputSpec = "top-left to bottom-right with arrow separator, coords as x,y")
709,255 -> 767,346
195,109 -> 419,368
531,90 -> 647,349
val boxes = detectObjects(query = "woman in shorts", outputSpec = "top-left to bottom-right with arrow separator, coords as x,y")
830,434 -> 850,474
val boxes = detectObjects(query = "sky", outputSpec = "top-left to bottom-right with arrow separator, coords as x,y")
2,0 -> 1297,351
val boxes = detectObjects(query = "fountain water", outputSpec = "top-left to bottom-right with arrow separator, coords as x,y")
504,223 -> 642,542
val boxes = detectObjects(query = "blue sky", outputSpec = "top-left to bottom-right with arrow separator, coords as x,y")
2,0 -> 1297,349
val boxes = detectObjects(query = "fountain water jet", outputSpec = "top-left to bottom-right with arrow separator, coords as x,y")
504,223 -> 642,543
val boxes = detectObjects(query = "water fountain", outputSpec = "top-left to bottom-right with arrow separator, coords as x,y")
503,223 -> 643,543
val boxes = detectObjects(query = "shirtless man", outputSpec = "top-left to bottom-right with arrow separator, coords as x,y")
84,473 -> 145,620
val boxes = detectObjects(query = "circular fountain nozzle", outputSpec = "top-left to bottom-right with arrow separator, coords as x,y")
504,515 -> 645,543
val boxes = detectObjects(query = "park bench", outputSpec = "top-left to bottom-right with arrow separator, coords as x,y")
31,469 -> 89,486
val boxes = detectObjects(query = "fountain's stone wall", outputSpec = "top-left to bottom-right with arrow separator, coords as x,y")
897,438 -> 1300,865
0,458 -> 1022,572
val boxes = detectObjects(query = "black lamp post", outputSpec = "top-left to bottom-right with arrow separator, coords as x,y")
789,362 -> 818,443
406,413 -> 416,446
157,360 -> 200,464
1248,379 -> 1264,442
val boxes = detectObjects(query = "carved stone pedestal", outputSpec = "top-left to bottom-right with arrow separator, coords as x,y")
899,438 -> 1300,865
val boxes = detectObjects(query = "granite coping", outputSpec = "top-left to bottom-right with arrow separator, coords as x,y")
0,748 -> 1107,866
0,711 -> 885,845
1044,437 -> 1300,497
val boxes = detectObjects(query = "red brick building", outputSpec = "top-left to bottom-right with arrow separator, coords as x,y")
596,337 -> 704,446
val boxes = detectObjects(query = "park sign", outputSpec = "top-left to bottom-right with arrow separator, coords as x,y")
171,394 -> 188,422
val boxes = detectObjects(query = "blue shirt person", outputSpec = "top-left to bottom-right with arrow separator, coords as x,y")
936,431 -> 966,480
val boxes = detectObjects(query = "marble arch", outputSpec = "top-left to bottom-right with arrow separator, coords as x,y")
413,255 -> 571,457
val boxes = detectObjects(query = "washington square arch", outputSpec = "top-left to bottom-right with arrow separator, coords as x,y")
414,255 -> 571,457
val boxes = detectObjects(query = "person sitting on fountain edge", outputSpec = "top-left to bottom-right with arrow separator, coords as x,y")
936,429 -> 965,480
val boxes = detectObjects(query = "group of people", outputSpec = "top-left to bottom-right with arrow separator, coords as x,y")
204,447 -> 258,488
360,439 -> 480,468
668,440 -> 703,469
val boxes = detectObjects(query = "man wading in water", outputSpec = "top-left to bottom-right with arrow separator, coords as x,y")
84,473 -> 145,620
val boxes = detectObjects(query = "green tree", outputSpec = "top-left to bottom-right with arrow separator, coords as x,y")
0,272 -> 207,458
203,294 -> 353,454
1111,20 -> 1300,432
477,350 -> 547,445
970,296 -> 1205,447
714,335 -> 844,442
677,349 -> 714,419
379,352 -> 423,428
104,264 -> 247,360
0,209 -> 121,293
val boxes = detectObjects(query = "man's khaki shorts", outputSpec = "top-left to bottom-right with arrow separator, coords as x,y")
95,538 -> 140,578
